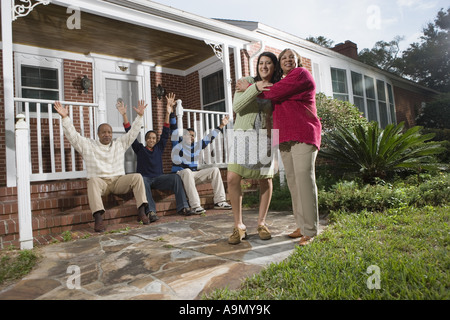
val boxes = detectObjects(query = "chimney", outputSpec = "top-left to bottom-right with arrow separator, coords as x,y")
331,40 -> 358,60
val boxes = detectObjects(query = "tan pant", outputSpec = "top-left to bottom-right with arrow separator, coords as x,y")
87,174 -> 147,214
177,167 -> 226,208
281,143 -> 319,237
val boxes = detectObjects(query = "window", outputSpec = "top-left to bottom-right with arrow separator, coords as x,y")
351,72 -> 365,116
364,76 -> 378,122
331,68 -> 348,101
202,70 -> 225,112
387,84 -> 396,124
15,53 -> 63,115
20,65 -> 60,113
377,80 -> 389,128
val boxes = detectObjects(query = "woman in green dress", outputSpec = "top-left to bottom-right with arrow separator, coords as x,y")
227,52 -> 278,245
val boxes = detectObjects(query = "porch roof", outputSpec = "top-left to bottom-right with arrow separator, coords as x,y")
2,0 -> 258,71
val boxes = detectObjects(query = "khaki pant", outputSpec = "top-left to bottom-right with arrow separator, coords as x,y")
281,143 -> 319,237
177,167 -> 226,208
87,174 -> 147,214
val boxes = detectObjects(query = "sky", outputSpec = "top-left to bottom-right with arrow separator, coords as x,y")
153,0 -> 448,52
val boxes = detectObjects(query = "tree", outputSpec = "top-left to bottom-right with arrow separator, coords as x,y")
319,122 -> 445,184
306,36 -> 334,48
358,36 -> 404,74
399,8 -> 450,92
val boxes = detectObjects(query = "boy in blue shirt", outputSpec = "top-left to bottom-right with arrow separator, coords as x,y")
118,94 -> 193,221
170,101 -> 231,214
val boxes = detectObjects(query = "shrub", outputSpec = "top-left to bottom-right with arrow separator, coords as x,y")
316,92 -> 368,134
320,121 -> 446,184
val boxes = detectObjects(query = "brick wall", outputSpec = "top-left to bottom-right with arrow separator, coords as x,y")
393,85 -> 435,128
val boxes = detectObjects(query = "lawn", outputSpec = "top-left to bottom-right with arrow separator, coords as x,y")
205,174 -> 449,300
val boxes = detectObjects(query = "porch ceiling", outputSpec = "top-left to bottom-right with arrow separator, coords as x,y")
4,4 -> 215,70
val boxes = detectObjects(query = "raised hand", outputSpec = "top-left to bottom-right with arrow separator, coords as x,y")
54,101 -> 69,118
165,93 -> 177,114
133,100 -> 148,117
219,115 -> 230,129
116,99 -> 127,116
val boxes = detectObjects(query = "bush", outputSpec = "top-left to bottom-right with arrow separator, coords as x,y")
320,121 -> 446,184
416,93 -> 450,129
318,173 -> 449,215
316,92 -> 368,134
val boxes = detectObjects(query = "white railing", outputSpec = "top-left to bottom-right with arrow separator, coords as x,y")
175,100 -> 231,169
14,98 -> 99,182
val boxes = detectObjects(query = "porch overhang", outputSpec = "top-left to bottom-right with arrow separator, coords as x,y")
0,0 -> 259,71
1,3 -> 209,70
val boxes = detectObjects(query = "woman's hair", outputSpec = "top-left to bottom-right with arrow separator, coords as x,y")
274,48 -> 303,82
254,51 -> 279,83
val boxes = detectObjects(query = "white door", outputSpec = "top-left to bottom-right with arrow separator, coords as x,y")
105,79 -> 140,173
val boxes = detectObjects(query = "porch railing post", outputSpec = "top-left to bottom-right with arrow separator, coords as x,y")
175,99 -> 184,134
15,114 -> 33,250
98,92 -> 107,125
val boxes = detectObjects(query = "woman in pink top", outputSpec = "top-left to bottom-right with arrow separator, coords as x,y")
259,48 -> 322,246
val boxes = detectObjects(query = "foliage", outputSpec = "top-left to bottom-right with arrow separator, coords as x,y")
319,121 -> 446,184
358,36 -> 404,74
356,8 -> 449,92
306,36 -> 334,48
318,173 -> 449,215
0,249 -> 39,285
416,93 -> 450,129
205,204 -> 449,300
397,7 -> 450,92
316,92 -> 368,134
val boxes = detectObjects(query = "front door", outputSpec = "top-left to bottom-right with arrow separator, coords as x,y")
105,78 -> 139,173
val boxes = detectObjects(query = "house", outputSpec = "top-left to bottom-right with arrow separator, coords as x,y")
0,0 -> 439,248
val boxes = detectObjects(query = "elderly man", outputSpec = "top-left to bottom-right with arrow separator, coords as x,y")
54,100 -> 149,232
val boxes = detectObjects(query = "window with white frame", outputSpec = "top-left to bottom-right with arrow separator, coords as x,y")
364,76 -> 378,122
351,71 -> 365,116
15,53 -> 63,114
387,83 -> 396,124
377,79 -> 389,128
331,67 -> 349,101
339,66 -> 397,126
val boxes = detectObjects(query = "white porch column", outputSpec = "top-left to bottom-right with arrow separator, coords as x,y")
15,114 -> 33,250
2,0 -> 17,187
221,44 -> 233,122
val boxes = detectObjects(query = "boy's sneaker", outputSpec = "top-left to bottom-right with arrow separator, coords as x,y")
178,208 -> 193,216
214,202 -> 232,210
192,206 -> 206,215
149,211 -> 159,223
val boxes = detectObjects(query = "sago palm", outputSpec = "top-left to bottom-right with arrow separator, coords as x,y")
320,121 -> 445,184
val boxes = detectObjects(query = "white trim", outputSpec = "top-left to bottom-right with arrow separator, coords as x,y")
14,52 -> 64,117
91,55 -> 153,133
2,0 -> 16,187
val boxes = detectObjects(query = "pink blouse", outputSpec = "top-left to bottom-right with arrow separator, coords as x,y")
259,67 -> 322,150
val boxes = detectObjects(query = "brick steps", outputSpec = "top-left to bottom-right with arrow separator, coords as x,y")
0,178 -> 222,249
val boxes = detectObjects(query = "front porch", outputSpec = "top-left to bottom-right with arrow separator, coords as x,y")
1,1 -> 260,248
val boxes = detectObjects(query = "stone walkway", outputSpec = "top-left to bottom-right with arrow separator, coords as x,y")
0,209 -> 327,300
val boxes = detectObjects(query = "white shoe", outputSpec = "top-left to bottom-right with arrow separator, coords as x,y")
214,202 -> 232,210
192,206 -> 206,215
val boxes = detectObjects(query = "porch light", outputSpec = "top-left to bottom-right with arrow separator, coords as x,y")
81,75 -> 91,94
156,84 -> 166,100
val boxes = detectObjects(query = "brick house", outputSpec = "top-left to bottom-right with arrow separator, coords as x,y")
0,0 -> 439,248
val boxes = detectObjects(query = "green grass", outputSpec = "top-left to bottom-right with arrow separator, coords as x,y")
204,205 -> 449,300
0,249 -> 39,286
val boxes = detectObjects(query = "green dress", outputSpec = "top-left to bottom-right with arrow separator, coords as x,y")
228,77 -> 276,179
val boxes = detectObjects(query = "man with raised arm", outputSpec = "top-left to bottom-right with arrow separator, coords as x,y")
54,100 -> 149,232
